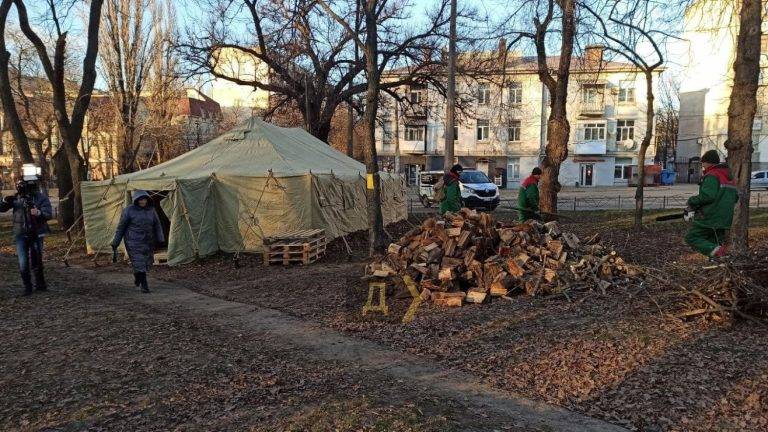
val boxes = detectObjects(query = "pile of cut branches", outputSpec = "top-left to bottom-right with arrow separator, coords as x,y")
653,250 -> 768,322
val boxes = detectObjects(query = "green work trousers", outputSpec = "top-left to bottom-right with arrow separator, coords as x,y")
684,223 -> 726,256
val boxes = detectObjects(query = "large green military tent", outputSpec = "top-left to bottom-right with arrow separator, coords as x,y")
81,118 -> 407,265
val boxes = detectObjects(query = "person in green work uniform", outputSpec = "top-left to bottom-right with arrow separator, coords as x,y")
684,150 -> 738,258
439,164 -> 463,214
518,167 -> 541,222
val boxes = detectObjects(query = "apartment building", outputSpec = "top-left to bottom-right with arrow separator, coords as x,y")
376,45 -> 660,188
677,1 -> 768,181
207,47 -> 270,122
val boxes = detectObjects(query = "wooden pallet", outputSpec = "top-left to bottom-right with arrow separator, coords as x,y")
154,250 -> 169,266
264,229 -> 325,244
264,229 -> 326,265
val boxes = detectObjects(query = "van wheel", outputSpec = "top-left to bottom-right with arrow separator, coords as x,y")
420,195 -> 432,207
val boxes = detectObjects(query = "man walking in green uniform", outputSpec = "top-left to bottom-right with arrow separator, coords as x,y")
439,164 -> 463,215
684,150 -> 738,258
518,167 -> 541,222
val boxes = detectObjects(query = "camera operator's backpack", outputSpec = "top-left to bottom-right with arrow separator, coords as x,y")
433,178 -> 446,202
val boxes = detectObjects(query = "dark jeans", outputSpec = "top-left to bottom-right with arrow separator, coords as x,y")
15,234 -> 44,274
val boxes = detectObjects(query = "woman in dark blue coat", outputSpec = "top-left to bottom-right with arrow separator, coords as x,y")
111,190 -> 164,293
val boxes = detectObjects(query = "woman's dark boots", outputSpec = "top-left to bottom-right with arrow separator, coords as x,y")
133,272 -> 141,287
138,272 -> 149,293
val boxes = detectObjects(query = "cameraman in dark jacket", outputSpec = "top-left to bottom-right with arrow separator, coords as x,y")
0,180 -> 53,296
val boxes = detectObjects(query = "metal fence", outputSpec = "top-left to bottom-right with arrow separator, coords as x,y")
407,192 -> 768,214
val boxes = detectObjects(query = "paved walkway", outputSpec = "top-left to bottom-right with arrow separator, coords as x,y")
79,264 -> 628,432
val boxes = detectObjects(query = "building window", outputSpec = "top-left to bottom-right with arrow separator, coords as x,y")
454,125 -> 459,139
614,158 -> 633,180
618,83 -> 635,103
508,82 -> 522,105
405,126 -> 423,141
582,85 -> 604,104
507,119 -> 521,142
409,86 -> 424,104
476,119 -> 490,141
382,124 -> 393,145
508,158 -> 520,180
582,122 -> 606,140
617,119 -> 635,141
477,83 -> 490,105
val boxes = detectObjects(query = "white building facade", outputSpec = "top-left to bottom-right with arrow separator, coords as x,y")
677,1 -> 768,182
376,46 -> 660,188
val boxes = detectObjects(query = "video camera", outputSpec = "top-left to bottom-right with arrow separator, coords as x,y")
17,163 -> 42,198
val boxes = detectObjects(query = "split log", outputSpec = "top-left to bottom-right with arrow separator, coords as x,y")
466,290 -> 487,304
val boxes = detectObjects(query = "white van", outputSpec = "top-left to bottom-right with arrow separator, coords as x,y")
752,170 -> 768,190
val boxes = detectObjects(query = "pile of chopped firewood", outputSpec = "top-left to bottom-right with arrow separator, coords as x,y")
365,208 -> 638,307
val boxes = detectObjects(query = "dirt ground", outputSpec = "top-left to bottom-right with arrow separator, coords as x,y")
2,209 -> 768,431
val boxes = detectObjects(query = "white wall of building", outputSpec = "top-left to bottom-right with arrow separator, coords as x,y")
677,1 -> 768,169
377,55 -> 661,187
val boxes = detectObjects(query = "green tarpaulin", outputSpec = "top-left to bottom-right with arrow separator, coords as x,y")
81,118 -> 407,265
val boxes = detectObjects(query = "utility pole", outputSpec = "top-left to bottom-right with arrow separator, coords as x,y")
443,0 -> 457,171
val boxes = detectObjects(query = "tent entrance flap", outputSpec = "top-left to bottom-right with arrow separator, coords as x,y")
147,190 -> 171,249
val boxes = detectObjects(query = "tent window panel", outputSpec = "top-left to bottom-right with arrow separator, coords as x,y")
315,177 -> 345,208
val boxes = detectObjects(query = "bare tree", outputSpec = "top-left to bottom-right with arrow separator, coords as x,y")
0,0 -> 33,164
655,75 -> 679,167
7,30 -> 58,187
140,0 -> 186,165
532,0 -> 577,214
583,0 -> 668,228
0,0 -> 105,228
725,0 -> 761,254
179,0 -> 449,145
317,0 -> 450,254
100,0 -> 159,174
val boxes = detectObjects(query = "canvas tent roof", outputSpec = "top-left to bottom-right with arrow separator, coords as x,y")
109,117 -> 365,182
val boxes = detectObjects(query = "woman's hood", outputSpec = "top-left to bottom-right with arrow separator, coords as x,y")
132,190 -> 151,206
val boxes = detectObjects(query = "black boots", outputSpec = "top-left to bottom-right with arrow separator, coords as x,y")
135,272 -> 149,293
33,267 -> 47,292
19,271 -> 32,297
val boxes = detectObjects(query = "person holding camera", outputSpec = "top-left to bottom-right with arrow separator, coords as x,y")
111,190 -> 164,293
0,179 -> 53,296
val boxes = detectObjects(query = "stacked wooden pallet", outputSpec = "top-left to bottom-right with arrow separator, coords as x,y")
263,229 -> 326,265
154,250 -> 169,266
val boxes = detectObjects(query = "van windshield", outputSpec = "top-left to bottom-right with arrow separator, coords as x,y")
460,171 -> 491,184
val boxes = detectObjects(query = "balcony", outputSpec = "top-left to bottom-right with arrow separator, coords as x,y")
403,104 -> 427,118
574,140 -> 607,155
580,101 -> 605,116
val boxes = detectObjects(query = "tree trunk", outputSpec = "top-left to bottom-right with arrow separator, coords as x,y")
363,0 -> 386,256
53,148 -> 75,228
0,0 -> 32,164
536,0 -> 575,215
443,0 -> 457,171
539,116 -> 569,213
634,70 -> 656,228
725,0 -> 761,255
